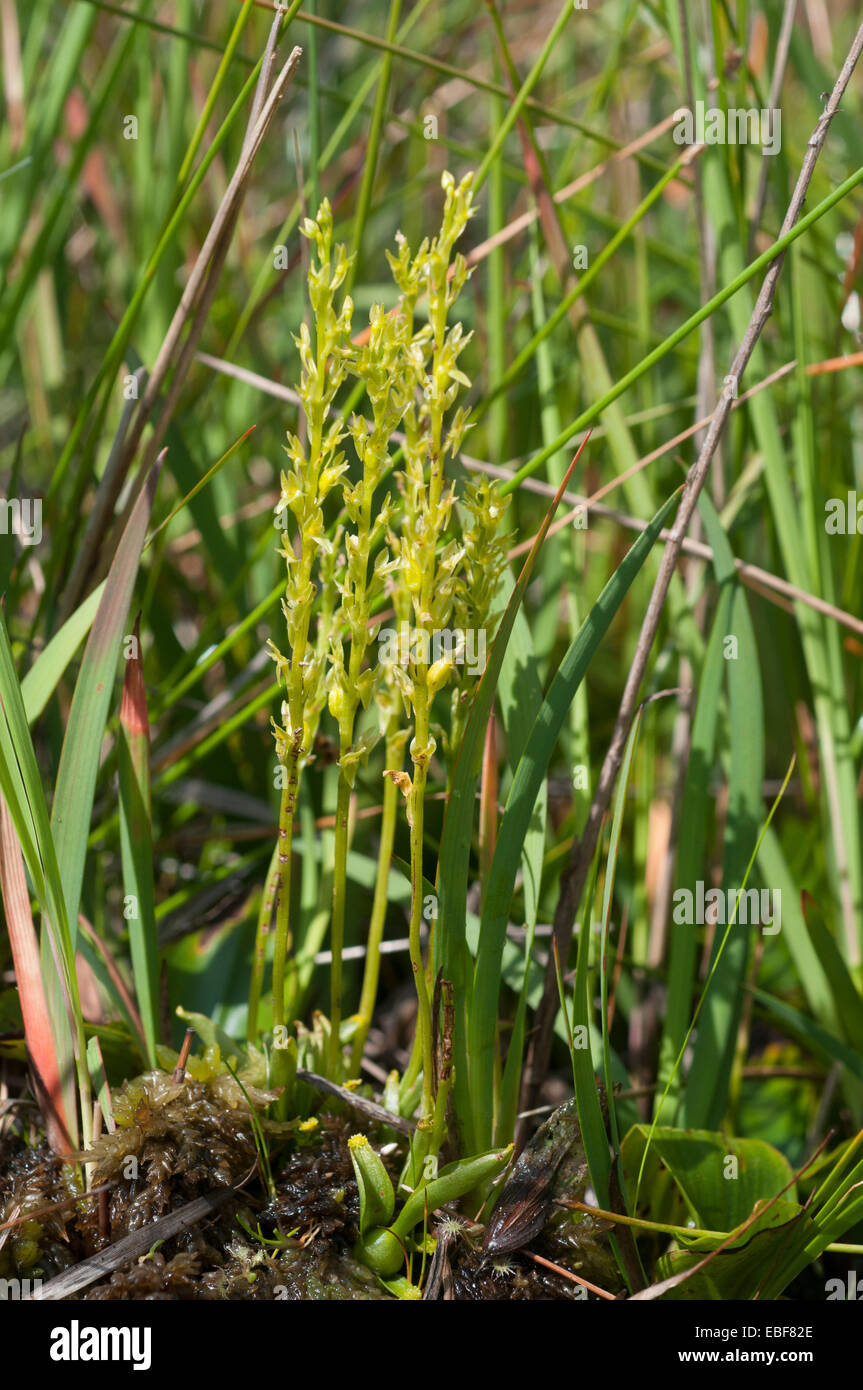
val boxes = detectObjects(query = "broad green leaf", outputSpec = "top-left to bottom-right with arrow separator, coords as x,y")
656,1203 -> 816,1300
621,1125 -> 795,1233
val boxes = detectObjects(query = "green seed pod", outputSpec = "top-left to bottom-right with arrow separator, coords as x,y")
348,1134 -> 395,1235
354,1225 -> 404,1277
392,1145 -> 513,1241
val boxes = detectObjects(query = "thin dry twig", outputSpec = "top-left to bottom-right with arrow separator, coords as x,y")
100,25 -> 302,572
295,1067 -> 416,1136
749,0 -> 798,259
26,1188 -> 237,1301
193,346 -> 863,640
524,1249 -> 619,1300
171,1027 -> 196,1084
0,1182 -> 115,1234
60,367 -> 147,620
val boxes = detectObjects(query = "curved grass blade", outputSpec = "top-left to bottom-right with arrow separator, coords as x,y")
494,586 -> 548,1145
799,893 -> 863,1053
757,829 -> 835,1033
570,846 -> 611,1205
0,794 -> 71,1153
118,616 -> 159,1067
50,458 -> 161,943
752,990 -> 863,1086
633,758 -> 797,1213
680,580 -> 763,1130
21,582 -> 105,725
0,609 -> 82,1145
144,424 -> 256,554
435,437 -> 590,1154
656,587 -> 731,1117
658,490 -> 743,1121
598,706 -> 644,1158
469,485 -> 682,1150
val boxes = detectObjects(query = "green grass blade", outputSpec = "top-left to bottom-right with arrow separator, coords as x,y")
435,441 -> 589,1154
51,460 -> 161,943
799,897 -> 863,1053
0,612 -> 82,1146
469,486 -> 682,1150
118,620 -> 159,1067
571,848 -> 611,1207
680,582 -> 764,1129
656,587 -> 731,1118
753,990 -> 863,1086
501,163 -> 863,497
21,584 -> 105,726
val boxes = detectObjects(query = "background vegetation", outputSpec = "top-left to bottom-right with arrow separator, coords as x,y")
2,0 -> 863,1300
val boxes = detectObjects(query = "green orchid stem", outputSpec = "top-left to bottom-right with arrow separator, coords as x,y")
328,767 -> 353,1076
408,695 -> 435,1123
270,210 -> 344,1033
247,839 -> 280,1043
351,723 -> 401,1075
402,1014 -> 424,1091
272,745 -> 301,1030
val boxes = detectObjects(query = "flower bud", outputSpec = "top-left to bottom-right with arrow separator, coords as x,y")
348,1134 -> 395,1234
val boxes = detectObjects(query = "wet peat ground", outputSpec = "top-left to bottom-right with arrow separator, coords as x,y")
0,1068 -> 599,1301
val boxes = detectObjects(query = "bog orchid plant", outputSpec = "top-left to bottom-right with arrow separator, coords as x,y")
266,205 -> 353,1054
324,297 -> 410,1076
254,172 -> 510,1169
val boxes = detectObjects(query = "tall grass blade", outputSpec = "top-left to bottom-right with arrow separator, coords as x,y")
469,487 -> 682,1149
118,616 -> 159,1066
51,459 -> 161,943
